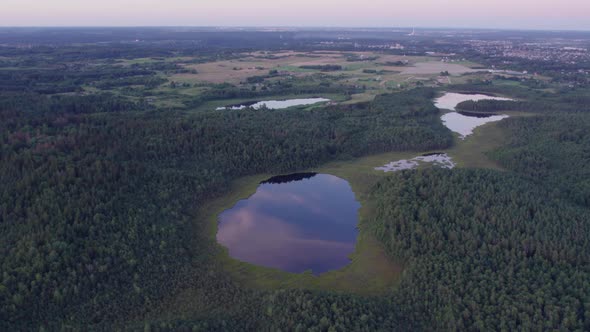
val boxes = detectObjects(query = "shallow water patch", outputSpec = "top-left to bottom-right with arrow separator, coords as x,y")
375,153 -> 456,172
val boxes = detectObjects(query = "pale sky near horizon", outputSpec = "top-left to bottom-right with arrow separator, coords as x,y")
1,0 -> 589,30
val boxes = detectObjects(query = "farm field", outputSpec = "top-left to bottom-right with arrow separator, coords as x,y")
98,50 -> 501,111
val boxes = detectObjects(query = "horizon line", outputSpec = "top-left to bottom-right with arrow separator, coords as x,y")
1,25 -> 590,33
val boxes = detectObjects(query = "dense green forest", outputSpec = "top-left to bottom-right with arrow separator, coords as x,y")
127,168 -> 590,331
490,114 -> 590,206
451,84 -> 590,206
0,87 -> 451,329
2,28 -> 590,331
455,90 -> 590,114
369,169 -> 590,330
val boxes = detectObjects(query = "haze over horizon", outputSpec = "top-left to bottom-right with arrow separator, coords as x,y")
1,0 -> 590,31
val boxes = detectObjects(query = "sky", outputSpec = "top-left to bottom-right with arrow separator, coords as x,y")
1,0 -> 590,30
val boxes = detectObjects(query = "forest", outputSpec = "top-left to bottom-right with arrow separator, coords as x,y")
1,28 -> 590,331
369,169 -> 590,330
0,86 -> 451,330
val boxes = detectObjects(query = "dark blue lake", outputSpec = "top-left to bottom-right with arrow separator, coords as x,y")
217,173 -> 360,275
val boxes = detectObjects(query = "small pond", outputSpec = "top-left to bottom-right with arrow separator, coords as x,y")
217,173 -> 360,275
216,98 -> 330,110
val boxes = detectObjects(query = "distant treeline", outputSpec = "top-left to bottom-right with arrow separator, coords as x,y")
183,82 -> 363,109
299,65 -> 343,71
456,96 -> 590,113
450,84 -> 590,113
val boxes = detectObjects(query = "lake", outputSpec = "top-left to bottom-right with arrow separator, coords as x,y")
216,98 -> 330,110
434,92 -> 513,111
217,173 -> 360,275
441,112 -> 509,139
435,92 -> 513,139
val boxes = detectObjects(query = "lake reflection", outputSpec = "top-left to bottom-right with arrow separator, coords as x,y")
217,173 -> 360,275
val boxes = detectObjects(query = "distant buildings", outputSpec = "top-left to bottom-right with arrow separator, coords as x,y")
466,39 -> 590,64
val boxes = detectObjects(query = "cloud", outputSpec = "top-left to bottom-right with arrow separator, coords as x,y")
217,208 -> 355,273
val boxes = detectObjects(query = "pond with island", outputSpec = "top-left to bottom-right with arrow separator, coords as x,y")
435,92 -> 513,139
217,173 -> 360,275
375,92 -> 514,172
